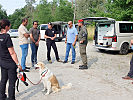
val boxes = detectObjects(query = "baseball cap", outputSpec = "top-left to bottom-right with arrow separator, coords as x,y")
48,22 -> 52,25
78,19 -> 84,23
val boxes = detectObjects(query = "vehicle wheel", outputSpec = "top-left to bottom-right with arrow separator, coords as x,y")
119,43 -> 129,55
98,49 -> 105,52
58,39 -> 62,42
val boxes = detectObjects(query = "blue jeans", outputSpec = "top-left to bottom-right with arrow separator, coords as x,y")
20,44 -> 28,70
65,43 -> 76,62
30,43 -> 38,65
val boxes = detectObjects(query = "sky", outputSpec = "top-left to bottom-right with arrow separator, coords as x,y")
0,0 -> 51,15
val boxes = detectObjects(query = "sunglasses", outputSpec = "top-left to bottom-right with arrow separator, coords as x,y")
68,24 -> 71,25
34,24 -> 38,25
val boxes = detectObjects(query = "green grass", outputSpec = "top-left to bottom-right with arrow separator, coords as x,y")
87,26 -> 95,41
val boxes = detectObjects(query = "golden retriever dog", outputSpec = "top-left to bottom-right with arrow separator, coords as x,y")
35,62 -> 72,95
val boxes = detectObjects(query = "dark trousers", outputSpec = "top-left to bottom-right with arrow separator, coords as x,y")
30,42 -> 38,65
128,55 -> 133,77
46,41 -> 59,61
0,61 -> 17,100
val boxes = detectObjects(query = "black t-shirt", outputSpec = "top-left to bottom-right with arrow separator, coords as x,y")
45,28 -> 56,42
0,33 -> 14,63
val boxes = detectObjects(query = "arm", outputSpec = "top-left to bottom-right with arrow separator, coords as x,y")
24,33 -> 30,38
30,33 -> 36,43
35,34 -> 41,46
65,35 -> 67,43
8,47 -> 22,71
72,35 -> 78,46
44,34 -> 52,39
51,34 -> 56,40
80,28 -> 88,44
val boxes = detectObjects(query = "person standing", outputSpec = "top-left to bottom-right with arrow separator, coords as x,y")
63,21 -> 78,64
0,19 -> 22,100
29,21 -> 40,67
122,41 -> 133,80
77,19 -> 88,69
18,18 -> 30,72
44,22 -> 61,63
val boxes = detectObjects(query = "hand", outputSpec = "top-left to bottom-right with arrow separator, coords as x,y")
35,41 -> 39,46
80,41 -> 84,44
131,40 -> 133,45
18,65 -> 22,71
72,42 -> 76,47
51,37 -> 55,40
65,40 -> 67,44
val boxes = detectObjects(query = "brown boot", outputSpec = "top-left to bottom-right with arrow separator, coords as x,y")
122,76 -> 133,80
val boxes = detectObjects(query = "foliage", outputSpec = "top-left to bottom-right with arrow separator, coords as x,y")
75,0 -> 133,21
0,5 -> 8,19
1,0 -> 133,30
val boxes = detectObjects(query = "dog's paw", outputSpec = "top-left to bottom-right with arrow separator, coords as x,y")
45,92 -> 50,95
42,89 -> 46,92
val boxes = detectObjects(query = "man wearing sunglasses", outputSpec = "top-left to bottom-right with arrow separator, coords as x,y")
63,21 -> 78,64
29,21 -> 40,67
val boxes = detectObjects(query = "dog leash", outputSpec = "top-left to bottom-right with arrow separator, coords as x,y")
26,69 -> 48,85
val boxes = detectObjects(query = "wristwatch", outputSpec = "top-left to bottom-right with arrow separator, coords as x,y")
16,63 -> 20,66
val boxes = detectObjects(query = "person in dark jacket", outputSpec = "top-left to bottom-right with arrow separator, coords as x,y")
0,19 -> 22,100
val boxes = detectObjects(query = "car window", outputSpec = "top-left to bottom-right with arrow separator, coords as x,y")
41,25 -> 48,30
10,29 -> 18,32
99,24 -> 111,27
119,23 -> 133,33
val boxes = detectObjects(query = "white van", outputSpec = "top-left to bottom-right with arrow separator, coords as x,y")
38,24 -> 48,39
82,17 -> 133,54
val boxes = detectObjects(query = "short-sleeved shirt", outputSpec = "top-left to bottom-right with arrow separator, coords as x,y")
29,27 -> 40,43
0,33 -> 14,63
67,25 -> 78,43
45,28 -> 56,42
18,24 -> 30,45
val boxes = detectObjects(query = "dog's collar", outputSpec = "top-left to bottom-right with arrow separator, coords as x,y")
41,69 -> 48,76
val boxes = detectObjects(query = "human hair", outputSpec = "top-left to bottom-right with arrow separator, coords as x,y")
22,18 -> 28,23
0,19 -> 10,30
33,21 -> 38,25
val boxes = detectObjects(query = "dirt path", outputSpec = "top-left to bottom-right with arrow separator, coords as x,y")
2,38 -> 133,100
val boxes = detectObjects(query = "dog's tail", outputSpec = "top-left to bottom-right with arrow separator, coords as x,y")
61,83 -> 72,89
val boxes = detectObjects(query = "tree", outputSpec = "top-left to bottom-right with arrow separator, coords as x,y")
105,0 -> 133,21
0,4 -> 8,19
55,0 -> 74,22
8,8 -> 25,29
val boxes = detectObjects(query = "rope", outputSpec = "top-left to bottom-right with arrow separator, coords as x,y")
26,70 -> 48,85
26,76 -> 43,85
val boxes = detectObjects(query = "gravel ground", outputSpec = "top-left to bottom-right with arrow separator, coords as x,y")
1,38 -> 133,100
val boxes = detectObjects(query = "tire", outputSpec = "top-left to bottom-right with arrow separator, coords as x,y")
98,49 -> 105,52
58,39 -> 62,42
119,43 -> 129,55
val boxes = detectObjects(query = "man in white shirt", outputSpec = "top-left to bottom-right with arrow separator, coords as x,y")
18,18 -> 30,72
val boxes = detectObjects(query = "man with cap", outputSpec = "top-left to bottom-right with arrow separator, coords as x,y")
44,22 -> 61,63
77,19 -> 88,69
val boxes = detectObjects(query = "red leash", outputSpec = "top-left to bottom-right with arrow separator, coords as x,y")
26,69 -> 48,85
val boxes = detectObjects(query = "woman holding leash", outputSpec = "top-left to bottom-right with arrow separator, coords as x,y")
0,19 -> 22,100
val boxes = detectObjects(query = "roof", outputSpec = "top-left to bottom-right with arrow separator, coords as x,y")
81,17 -> 115,22
51,21 -> 67,25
